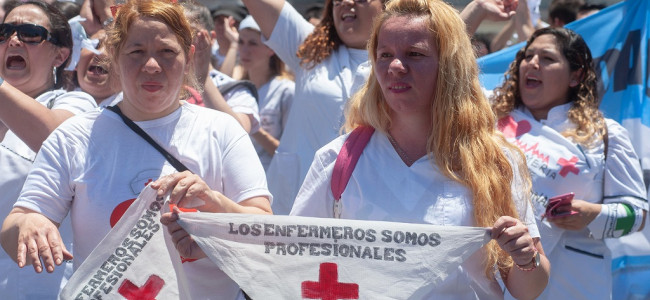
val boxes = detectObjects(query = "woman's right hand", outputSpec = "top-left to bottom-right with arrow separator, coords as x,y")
1,207 -> 73,273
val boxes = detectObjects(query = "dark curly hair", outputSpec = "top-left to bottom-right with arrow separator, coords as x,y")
492,27 -> 605,147
296,0 -> 342,69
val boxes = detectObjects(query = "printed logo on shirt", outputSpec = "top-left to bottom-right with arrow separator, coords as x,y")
498,116 -> 581,180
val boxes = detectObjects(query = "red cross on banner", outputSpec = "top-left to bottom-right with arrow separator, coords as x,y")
302,263 -> 359,300
118,275 -> 165,300
558,156 -> 580,177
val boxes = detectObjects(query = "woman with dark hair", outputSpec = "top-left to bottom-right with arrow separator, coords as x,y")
0,1 -> 96,298
236,15 -> 294,171
1,1 -> 271,299
492,27 -> 647,299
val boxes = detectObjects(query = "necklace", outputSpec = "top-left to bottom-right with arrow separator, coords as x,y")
387,132 -> 414,166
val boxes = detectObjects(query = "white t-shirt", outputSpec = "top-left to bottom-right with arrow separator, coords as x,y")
0,89 -> 96,300
253,77 -> 294,170
14,102 -> 271,300
501,104 -> 648,300
263,2 -> 371,214
291,130 -> 539,299
210,69 -> 261,133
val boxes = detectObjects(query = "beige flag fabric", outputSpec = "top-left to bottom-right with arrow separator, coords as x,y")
178,213 -> 491,299
59,186 -> 192,300
60,185 -> 490,299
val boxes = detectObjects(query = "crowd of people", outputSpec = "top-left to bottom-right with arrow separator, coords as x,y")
0,0 -> 645,299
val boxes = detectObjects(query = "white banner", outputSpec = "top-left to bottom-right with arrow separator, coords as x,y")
60,186 -> 190,300
61,186 -> 490,299
178,213 -> 490,299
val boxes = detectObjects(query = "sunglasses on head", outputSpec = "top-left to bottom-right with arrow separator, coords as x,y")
0,23 -> 59,45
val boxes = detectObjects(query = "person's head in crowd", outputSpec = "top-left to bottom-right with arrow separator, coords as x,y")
0,1 -> 73,96
238,15 -> 288,80
303,3 -> 324,26
548,0 -> 585,27
297,0 -> 384,69
52,1 -> 81,21
212,3 -> 247,44
75,29 -> 120,103
181,0 -> 215,79
577,3 -> 606,20
472,33 -> 492,57
105,0 -> 196,120
346,0 -> 524,278
492,27 -> 602,144
183,0 -> 215,33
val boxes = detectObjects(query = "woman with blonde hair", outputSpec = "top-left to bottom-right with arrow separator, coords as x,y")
492,27 -> 647,299
243,0 -> 521,215
1,1 -> 271,299
290,0 -> 550,298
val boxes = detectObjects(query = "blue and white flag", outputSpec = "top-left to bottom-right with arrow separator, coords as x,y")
478,2 -> 650,298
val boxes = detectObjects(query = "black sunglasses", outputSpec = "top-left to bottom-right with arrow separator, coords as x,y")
0,23 -> 59,45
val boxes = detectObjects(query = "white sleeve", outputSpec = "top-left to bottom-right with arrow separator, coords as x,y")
224,88 -> 260,132
290,148 -> 336,218
220,118 -> 271,204
50,91 -> 98,115
603,119 -> 648,210
14,128 -> 77,223
263,2 -> 315,72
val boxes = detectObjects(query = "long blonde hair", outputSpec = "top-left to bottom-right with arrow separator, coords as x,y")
345,0 -> 529,278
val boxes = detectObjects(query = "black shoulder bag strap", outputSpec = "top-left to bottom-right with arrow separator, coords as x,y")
106,105 -> 190,172
218,80 -> 259,102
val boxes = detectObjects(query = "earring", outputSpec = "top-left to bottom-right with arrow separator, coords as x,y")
53,66 -> 57,85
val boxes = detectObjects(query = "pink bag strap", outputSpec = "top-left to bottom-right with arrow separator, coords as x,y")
330,126 -> 375,217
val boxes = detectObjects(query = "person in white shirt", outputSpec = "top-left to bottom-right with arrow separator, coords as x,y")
491,27 -> 648,299
236,15 -> 294,170
0,2 -> 97,299
290,0 -> 550,298
182,0 -> 260,134
0,1 -> 272,299
74,29 -> 122,107
242,0 -> 523,215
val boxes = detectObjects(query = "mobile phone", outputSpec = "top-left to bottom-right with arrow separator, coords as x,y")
543,192 -> 578,219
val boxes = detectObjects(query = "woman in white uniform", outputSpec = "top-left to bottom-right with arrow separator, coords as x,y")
492,27 -> 648,299
242,0 -> 521,214
1,1 -> 272,299
236,15 -> 294,171
0,2 -> 96,299
291,0 -> 550,298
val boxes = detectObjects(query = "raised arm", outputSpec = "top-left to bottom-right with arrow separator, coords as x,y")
460,0 -> 518,36
240,0 -> 285,39
0,83 -> 75,152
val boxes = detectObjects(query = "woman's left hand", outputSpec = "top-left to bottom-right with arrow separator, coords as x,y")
491,216 -> 536,267
548,199 -> 600,231
160,206 -> 207,260
150,171 -> 223,212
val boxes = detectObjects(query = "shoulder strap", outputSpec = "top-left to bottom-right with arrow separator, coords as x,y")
330,126 -> 375,217
106,105 -> 190,173
218,80 -> 259,102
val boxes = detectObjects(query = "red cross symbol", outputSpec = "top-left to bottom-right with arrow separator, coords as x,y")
302,263 -> 359,300
558,156 -> 579,177
118,275 -> 165,300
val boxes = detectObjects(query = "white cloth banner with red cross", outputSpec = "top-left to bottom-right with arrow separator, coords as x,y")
60,185 -> 491,299
178,213 -> 491,299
